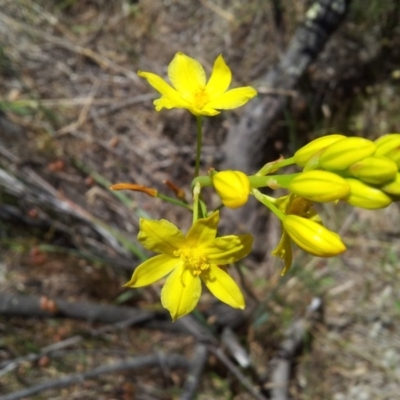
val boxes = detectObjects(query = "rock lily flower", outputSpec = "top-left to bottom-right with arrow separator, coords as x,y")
138,52 -> 257,116
124,211 -> 253,321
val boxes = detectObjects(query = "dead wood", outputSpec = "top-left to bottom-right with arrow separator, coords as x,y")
268,297 -> 324,400
222,0 -> 351,173
220,0 -> 351,255
0,293 -> 220,342
179,344 -> 208,400
0,353 -> 190,400
0,293 -> 154,325
210,346 -> 268,400
0,141 -> 142,270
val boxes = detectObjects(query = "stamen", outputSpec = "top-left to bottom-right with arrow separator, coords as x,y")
174,248 -> 209,276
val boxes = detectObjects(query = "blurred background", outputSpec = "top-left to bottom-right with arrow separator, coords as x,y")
1,0 -> 400,399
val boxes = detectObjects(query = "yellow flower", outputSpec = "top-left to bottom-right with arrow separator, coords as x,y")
212,170 -> 250,208
124,212 -> 253,321
138,52 -> 257,116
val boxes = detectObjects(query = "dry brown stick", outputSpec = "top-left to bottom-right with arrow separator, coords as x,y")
222,0 -> 351,173
179,344 -> 209,400
0,12 -> 144,87
269,297 -> 323,400
210,346 -> 268,400
0,293 -> 215,339
221,327 -> 251,368
0,293 -> 155,325
0,314 -> 154,375
0,165 -> 139,263
0,353 -> 190,400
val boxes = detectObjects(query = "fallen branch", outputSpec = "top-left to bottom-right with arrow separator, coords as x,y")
0,314 -> 156,376
222,0 -> 351,173
0,293 -> 154,324
210,346 -> 268,400
0,293 -> 217,342
269,297 -> 324,400
0,353 -> 190,400
179,344 -> 209,400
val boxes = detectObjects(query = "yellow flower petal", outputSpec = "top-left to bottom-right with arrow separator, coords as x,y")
206,54 -> 232,97
138,218 -> 186,255
193,106 -> 220,116
271,230 -> 293,276
124,254 -> 178,288
137,71 -> 189,110
154,96 -> 186,111
207,87 -> 257,110
161,264 -> 202,321
202,264 -> 245,309
185,211 -> 219,247
168,52 -> 206,99
204,234 -> 253,264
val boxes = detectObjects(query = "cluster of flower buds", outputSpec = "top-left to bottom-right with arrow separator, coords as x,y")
292,134 -> 400,209
209,133 -> 400,274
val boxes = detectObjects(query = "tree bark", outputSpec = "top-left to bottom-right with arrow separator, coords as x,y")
222,0 -> 351,173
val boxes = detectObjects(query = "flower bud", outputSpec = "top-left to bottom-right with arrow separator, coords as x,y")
348,156 -> 398,185
374,134 -> 400,156
386,149 -> 400,169
319,137 -> 376,170
380,173 -> 400,196
283,215 -> 346,257
344,178 -> 392,209
212,170 -> 250,208
288,170 -> 350,202
294,134 -> 346,167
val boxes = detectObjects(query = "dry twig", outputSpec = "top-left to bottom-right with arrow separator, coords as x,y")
0,353 -> 190,400
179,344 -> 209,400
210,346 -> 268,400
268,297 -> 323,400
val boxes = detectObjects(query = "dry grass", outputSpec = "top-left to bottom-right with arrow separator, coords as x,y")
1,0 -> 400,399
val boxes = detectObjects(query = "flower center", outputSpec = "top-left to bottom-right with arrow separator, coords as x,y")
174,248 -> 209,276
193,87 -> 209,110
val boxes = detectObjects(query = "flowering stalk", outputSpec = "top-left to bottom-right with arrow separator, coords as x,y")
112,50 -> 400,320
195,116 -> 203,178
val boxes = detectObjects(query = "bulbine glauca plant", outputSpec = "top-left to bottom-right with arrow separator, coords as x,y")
110,52 -> 400,321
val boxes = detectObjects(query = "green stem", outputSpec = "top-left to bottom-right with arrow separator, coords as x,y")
249,173 -> 300,189
194,116 -> 203,178
157,194 -> 193,210
252,188 -> 286,221
256,156 -> 296,176
192,181 -> 201,223
191,175 -> 213,189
